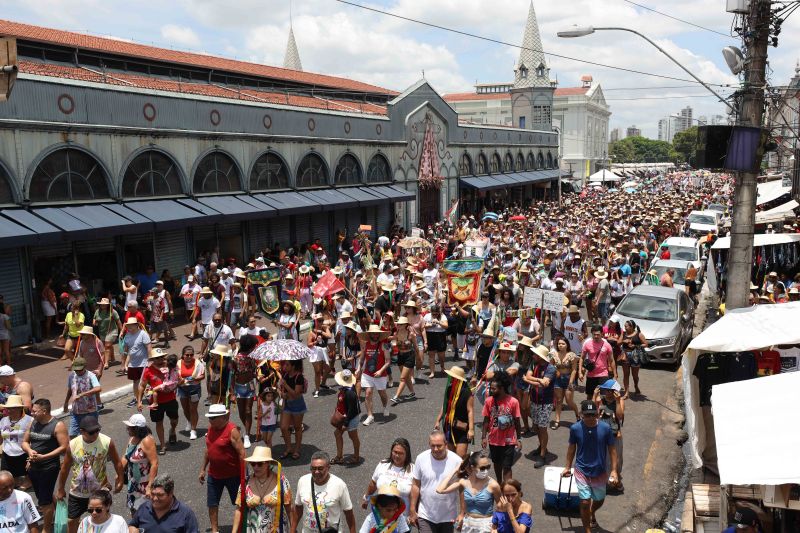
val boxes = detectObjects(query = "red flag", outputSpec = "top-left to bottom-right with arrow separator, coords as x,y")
312,271 -> 347,299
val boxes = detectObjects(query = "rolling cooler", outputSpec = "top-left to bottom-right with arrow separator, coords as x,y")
542,466 -> 581,511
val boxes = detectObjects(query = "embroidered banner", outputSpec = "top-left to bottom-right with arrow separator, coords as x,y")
442,259 -> 484,306
247,267 -> 281,317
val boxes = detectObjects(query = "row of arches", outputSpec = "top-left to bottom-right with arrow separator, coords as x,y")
2,145 -> 394,204
458,150 -> 555,177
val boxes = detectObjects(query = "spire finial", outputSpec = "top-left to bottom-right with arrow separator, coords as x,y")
283,1 -> 303,71
513,0 -> 549,89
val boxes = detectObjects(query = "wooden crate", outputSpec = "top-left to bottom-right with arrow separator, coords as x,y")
692,484 -> 721,518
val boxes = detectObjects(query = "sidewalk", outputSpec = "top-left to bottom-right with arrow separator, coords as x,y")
12,311 -> 311,416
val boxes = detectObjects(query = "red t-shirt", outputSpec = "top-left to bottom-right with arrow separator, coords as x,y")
756,350 -> 781,376
362,341 -> 386,377
124,311 -> 146,327
141,366 -> 177,404
482,394 -> 520,447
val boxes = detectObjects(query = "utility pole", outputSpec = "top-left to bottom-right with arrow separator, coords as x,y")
725,0 -> 772,310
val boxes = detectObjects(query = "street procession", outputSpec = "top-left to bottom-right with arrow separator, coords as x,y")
1,1 -> 800,533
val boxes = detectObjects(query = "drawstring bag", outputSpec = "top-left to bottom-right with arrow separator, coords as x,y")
54,500 -> 68,533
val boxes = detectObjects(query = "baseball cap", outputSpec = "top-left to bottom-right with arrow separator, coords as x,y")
123,414 -> 147,428
71,357 -> 87,371
580,400 -> 598,415
731,507 -> 759,529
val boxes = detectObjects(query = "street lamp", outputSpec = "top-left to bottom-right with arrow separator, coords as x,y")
557,25 -> 735,112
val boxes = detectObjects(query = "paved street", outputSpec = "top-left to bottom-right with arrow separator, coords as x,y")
16,313 -> 684,532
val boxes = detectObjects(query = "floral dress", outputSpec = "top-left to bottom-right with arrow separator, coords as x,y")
125,439 -> 152,513
236,473 -> 292,533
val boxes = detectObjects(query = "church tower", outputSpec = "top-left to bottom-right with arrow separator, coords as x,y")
511,1 -> 555,131
283,13 -> 303,71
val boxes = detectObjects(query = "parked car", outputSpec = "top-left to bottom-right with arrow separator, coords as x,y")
648,259 -> 694,291
610,285 -> 694,365
660,236 -> 704,274
686,210 -> 719,237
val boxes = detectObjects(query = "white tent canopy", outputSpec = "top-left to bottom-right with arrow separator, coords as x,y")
683,302 -> 800,469
713,372 -> 800,485
711,232 -> 800,250
587,169 -> 623,183
756,179 -> 792,205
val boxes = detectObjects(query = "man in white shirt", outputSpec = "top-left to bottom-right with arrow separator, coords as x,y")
219,269 -> 234,324
292,451 -> 355,533
237,316 -> 261,340
422,266 -> 438,294
180,276 -> 201,338
409,431 -> 462,533
0,470 -> 41,532
195,287 -> 221,333
201,314 -> 235,356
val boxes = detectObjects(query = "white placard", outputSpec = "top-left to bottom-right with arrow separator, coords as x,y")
541,290 -> 566,312
523,287 -> 542,308
522,287 -> 564,312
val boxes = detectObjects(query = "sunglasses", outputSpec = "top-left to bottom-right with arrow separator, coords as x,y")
477,466 -> 491,471
87,508 -> 105,514
251,462 -> 268,466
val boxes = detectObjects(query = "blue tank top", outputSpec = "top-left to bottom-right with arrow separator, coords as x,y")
464,485 -> 494,515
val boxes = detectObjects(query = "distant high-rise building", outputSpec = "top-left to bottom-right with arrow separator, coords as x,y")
711,114 -> 726,125
697,115 -> 708,125
609,128 -> 620,142
676,106 -> 693,133
626,125 -> 641,138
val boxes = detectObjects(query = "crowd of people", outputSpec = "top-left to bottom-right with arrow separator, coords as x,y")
0,171 -> 737,533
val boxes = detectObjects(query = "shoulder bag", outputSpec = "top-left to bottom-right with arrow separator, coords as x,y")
311,477 -> 339,533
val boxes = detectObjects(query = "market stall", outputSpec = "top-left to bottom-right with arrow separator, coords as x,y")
706,233 -> 800,295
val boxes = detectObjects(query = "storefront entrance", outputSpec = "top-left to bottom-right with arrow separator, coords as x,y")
418,186 -> 440,229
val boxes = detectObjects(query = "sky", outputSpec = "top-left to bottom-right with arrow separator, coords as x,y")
4,0 -> 800,139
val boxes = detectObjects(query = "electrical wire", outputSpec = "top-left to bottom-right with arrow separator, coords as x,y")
620,0 -> 733,38
605,94 -> 731,101
332,0 -> 732,88
603,84 -> 737,91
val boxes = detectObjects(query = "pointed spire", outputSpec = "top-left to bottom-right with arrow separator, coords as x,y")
283,2 -> 303,71
514,1 -> 549,89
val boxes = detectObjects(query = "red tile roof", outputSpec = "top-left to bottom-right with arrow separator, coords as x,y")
19,61 -> 388,116
555,87 -> 589,96
445,87 -> 589,102
0,19 -> 397,96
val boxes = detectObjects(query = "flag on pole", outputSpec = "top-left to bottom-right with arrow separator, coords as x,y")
445,200 -> 459,227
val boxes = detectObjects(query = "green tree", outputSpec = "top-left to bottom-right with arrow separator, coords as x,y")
609,136 -> 677,163
672,126 -> 699,165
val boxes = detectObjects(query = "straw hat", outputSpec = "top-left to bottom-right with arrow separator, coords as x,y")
344,322 -> 361,335
79,326 -> 95,336
444,366 -> 467,382
205,403 -> 229,418
381,281 -> 397,292
498,341 -> 517,352
245,445 -> 278,463
518,336 -> 535,349
332,266 -> 344,275
298,265 -> 311,274
594,267 -> 609,280
533,345 -> 552,361
0,395 -> 24,409
98,298 -> 111,306
396,316 -> 409,325
210,345 -> 233,358
339,311 -> 352,320
335,369 -> 357,387
148,348 -> 168,360
403,300 -> 418,309
359,324 -> 390,341
125,317 -> 140,327
201,286 -> 213,295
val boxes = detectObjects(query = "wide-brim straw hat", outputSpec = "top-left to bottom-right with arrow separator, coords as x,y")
79,326 -> 95,336
245,445 -> 278,463
403,300 -> 418,309
98,298 -> 111,306
444,366 -> 467,382
381,281 -> 397,292
124,317 -> 140,327
344,322 -> 361,335
358,324 -> 390,341
396,316 -> 410,325
498,341 -> 517,352
518,336 -> 535,349
335,369 -> 357,387
210,344 -> 233,358
148,348 -> 168,360
533,345 -> 552,361
594,267 -> 609,279
0,395 -> 24,409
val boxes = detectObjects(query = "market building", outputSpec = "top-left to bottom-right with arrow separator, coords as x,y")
0,16 -> 560,344
443,3 -> 610,182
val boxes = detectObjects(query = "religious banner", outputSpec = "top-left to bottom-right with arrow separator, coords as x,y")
418,113 -> 443,189
442,259 -> 484,306
246,267 -> 281,317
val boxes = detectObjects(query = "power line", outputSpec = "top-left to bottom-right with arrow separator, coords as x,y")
605,94 -> 729,101
620,0 -> 734,38
603,84 -> 735,91
333,0 -> 732,88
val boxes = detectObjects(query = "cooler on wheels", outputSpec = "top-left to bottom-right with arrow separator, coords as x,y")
542,466 -> 581,510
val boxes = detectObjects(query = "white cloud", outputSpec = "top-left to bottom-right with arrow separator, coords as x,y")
160,23 -> 201,48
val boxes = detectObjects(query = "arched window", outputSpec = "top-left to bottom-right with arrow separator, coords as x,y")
193,151 -> 241,194
490,153 -> 501,174
0,164 -> 13,205
459,153 -> 473,177
503,153 -> 514,172
526,152 -> 535,171
122,150 -> 183,198
366,154 -> 391,183
476,153 -> 488,175
516,153 -> 525,172
250,152 -> 289,191
547,152 -> 554,168
537,152 -> 545,169
334,154 -> 362,186
29,148 -> 110,203
296,153 -> 328,188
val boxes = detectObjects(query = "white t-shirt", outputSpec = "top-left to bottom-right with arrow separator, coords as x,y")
237,326 -> 260,340
370,462 -> 415,516
197,296 -> 220,324
295,473 -> 353,533
124,285 -> 138,307
77,514 -> 128,533
412,449 -> 462,523
220,276 -> 234,300
422,268 -> 438,291
180,284 -> 201,310
203,324 -> 234,349
0,490 -> 41,532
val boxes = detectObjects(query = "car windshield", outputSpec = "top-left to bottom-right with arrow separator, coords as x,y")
708,204 -> 725,212
667,246 -> 698,261
652,265 -> 687,285
617,294 -> 678,322
688,214 -> 716,225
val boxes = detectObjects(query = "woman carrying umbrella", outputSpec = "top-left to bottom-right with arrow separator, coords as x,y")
233,446 -> 293,533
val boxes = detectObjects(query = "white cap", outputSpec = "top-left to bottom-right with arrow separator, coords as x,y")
205,404 -> 229,417
0,366 -> 14,377
256,256 -> 265,263
187,275 -> 195,282
123,414 -> 147,428
221,268 -> 230,275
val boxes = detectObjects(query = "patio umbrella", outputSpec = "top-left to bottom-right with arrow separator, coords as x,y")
397,236 -> 432,249
248,339 -> 313,362
509,215 -> 526,221
482,212 -> 499,221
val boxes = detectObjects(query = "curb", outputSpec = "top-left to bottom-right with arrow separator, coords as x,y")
52,384 -> 132,418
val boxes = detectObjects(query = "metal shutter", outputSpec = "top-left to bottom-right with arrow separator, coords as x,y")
0,249 -> 27,334
123,233 -> 153,246
248,219 -> 270,259
75,237 -> 115,254
369,207 -> 379,235
347,208 -> 361,236
334,210 -> 348,245
377,204 -> 392,236
269,218 -> 291,252
155,230 -> 188,279
192,225 -> 216,260
217,222 -> 244,264
293,215 -> 311,247
311,213 -> 329,252
30,242 -> 72,259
